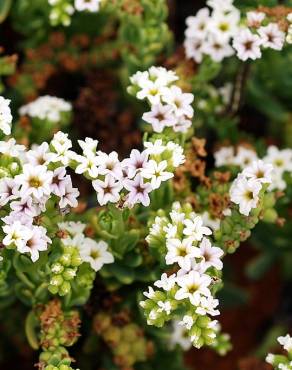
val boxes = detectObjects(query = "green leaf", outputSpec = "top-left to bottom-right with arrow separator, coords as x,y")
0,0 -> 12,23
25,310 -> 39,350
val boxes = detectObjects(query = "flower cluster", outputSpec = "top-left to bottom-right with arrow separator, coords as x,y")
48,0 -> 102,26
19,95 -> 72,123
230,159 -> 273,216
215,145 -> 292,191
141,202 -> 224,349
72,136 -> 185,207
0,96 -> 12,136
266,334 -> 292,369
128,66 -> 194,134
184,1 -> 239,63
185,2 -> 288,63
233,15 -> 286,61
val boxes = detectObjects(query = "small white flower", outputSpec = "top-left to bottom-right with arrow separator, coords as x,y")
179,315 -> 194,330
92,174 -> 122,206
75,153 -> 100,179
19,95 -> 71,122
214,146 -> 235,167
18,225 -> 51,262
0,138 -> 26,157
166,142 -> 185,167
175,270 -> 211,306
144,139 -> 166,156
0,177 -> 19,206
208,10 -> 239,42
234,146 -> 258,168
185,8 -> 210,39
74,0 -> 100,12
247,11 -> 266,28
166,238 -> 201,270
183,215 -> 212,242
263,146 -> 292,174
169,320 -> 192,351
203,34 -> 234,62
201,211 -> 221,231
59,181 -> 79,209
15,164 -> 53,200
184,37 -> 205,63
198,237 -> 223,271
161,86 -> 194,118
230,175 -> 262,216
136,80 -> 165,105
258,23 -> 285,50
58,221 -> 86,236
154,273 -> 176,291
278,334 -> 292,352
121,149 -> 149,179
79,239 -> 114,271
233,28 -> 262,61
242,160 -> 273,184
2,221 -> 31,249
51,167 -> 70,196
96,151 -> 123,180
26,143 -> 49,166
196,295 -> 220,316
142,104 -> 177,133
124,174 -> 152,207
0,96 -> 12,135
157,300 -> 172,315
141,160 -> 173,190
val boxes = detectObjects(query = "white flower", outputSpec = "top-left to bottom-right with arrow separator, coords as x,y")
121,149 -> 149,179
161,86 -> 194,118
185,8 -> 210,39
142,104 -> 177,133
230,175 -> 262,216
92,174 -> 122,206
26,143 -> 49,166
233,28 -> 262,61
96,151 -> 123,179
74,0 -> 100,12
263,146 -> 292,174
265,353 -> 275,365
2,221 -> 31,249
166,142 -> 185,167
59,181 -> 79,209
15,164 -> 53,200
58,221 -> 86,236
48,131 -> 73,165
247,11 -> 266,28
144,139 -> 165,156
183,215 -> 212,242
157,300 -> 172,315
0,96 -> 12,135
258,23 -> 285,50
173,116 -> 192,133
19,95 -> 71,122
207,0 -> 235,12
196,295 -> 220,316
143,286 -> 156,299
184,37 -> 205,63
201,211 -> 220,231
278,334 -> 292,352
208,10 -> 239,41
166,238 -> 201,270
10,196 -> 39,218
234,146 -> 258,168
124,174 -> 152,207
0,138 -> 26,157
148,66 -> 178,86
17,225 -> 51,262
79,239 -> 114,271
242,160 -> 273,184
154,273 -> 176,291
141,160 -> 173,190
169,320 -> 192,351
175,270 -> 211,306
78,138 -> 98,157
75,153 -> 100,179
179,315 -> 194,330
203,34 -> 234,62
0,177 -> 19,206
214,146 -> 235,167
51,167 -> 70,196
136,80 -> 165,105
198,237 -> 223,271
